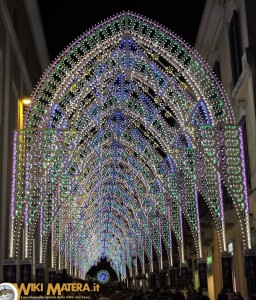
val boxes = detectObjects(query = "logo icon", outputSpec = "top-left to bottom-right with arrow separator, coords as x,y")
0,283 -> 18,300
96,270 -> 110,284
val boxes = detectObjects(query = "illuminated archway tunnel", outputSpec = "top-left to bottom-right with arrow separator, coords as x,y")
10,12 -> 251,279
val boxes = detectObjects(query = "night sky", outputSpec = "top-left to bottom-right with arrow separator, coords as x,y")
38,0 -> 206,62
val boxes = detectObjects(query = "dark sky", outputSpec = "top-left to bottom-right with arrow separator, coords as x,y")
38,0 -> 206,62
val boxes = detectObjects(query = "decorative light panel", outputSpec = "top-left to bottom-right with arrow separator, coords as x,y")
10,13 -> 251,278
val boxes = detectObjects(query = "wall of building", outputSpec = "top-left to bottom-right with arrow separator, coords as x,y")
195,0 -> 256,298
0,0 -> 49,282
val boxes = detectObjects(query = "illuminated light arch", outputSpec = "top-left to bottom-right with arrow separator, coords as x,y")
10,12 -> 251,278
70,225 -> 135,276
60,190 -> 165,269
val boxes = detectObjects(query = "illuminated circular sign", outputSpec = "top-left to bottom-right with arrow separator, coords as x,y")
97,270 -> 110,284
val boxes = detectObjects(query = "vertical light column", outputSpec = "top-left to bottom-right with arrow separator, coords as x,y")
158,216 -> 163,270
18,99 -> 32,259
135,258 -> 138,276
69,258 -> 72,276
194,184 -> 202,258
141,229 -> 146,275
51,184 -> 55,268
142,247 -> 145,275
150,239 -> 154,272
238,127 -> 251,249
24,203 -> 29,258
178,172 -> 185,264
58,238 -> 61,271
74,255 -> 77,277
69,227 -> 72,275
217,128 -> 227,252
179,204 -> 185,264
64,231 -> 67,269
51,222 -> 54,268
39,206 -> 43,263
123,263 -> 127,280
217,170 -> 226,252
167,205 -> 173,267
57,183 -> 61,270
24,149 -> 30,259
9,131 -> 18,258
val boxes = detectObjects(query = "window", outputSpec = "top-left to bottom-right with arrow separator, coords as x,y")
227,241 -> 234,255
229,11 -> 242,87
238,116 -> 251,189
227,240 -> 237,292
207,251 -> 213,274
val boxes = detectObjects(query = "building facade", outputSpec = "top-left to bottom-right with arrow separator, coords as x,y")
195,0 -> 256,298
0,0 -> 49,282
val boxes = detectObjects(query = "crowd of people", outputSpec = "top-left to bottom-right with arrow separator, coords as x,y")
89,286 -> 210,300
87,285 -> 245,300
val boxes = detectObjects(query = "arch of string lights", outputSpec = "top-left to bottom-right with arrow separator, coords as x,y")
10,12 -> 251,278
